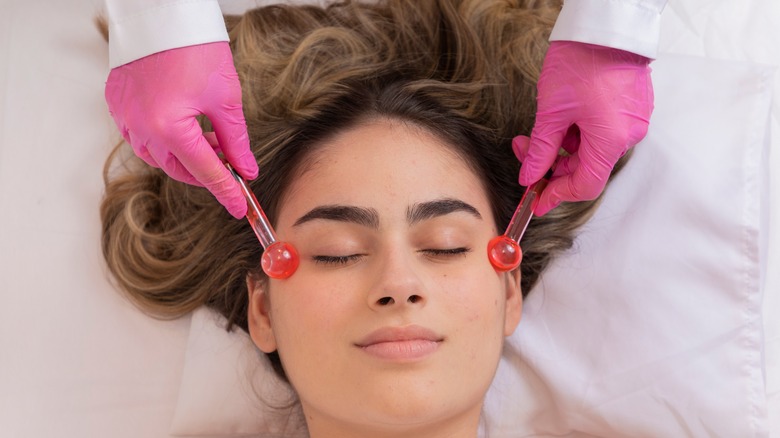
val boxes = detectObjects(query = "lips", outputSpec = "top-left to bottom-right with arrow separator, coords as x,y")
356,325 -> 444,361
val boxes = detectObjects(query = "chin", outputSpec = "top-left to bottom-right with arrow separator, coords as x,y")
356,377 -> 486,428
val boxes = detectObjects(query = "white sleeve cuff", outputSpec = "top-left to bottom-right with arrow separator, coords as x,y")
550,0 -> 667,59
108,0 -> 229,68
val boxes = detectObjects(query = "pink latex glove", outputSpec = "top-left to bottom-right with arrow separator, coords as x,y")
105,42 -> 258,218
520,41 -> 654,216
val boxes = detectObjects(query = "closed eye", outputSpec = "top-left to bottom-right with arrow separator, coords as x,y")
420,247 -> 471,258
313,248 -> 470,265
312,254 -> 365,265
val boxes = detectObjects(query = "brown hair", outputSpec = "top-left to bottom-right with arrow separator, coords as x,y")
100,0 -> 627,380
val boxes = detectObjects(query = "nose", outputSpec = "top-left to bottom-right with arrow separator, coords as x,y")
368,247 -> 426,310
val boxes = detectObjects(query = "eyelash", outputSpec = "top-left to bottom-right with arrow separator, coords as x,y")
421,247 -> 471,257
312,254 -> 365,265
312,248 -> 471,266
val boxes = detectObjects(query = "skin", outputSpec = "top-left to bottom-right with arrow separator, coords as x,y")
247,118 -> 523,438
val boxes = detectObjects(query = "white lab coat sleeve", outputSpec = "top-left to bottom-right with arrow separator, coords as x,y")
105,0 -> 229,68
550,0 -> 668,59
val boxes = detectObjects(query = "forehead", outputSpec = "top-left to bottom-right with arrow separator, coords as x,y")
278,118 -> 492,220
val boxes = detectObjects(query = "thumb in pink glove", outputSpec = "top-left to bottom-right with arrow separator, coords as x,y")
105,42 -> 258,219
520,41 -> 654,216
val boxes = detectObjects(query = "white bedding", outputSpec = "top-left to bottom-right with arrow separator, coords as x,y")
169,53 -> 774,438
0,0 -> 777,437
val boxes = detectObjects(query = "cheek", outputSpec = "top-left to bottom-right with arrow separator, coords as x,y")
438,265 -> 507,332
434,266 -> 508,394
266,278 -> 356,364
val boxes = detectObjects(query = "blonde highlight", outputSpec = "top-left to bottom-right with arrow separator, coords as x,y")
99,0 -> 627,368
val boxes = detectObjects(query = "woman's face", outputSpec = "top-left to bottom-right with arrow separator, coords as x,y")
248,118 -> 522,436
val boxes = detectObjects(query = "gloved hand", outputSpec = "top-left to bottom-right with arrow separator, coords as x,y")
105,42 -> 258,219
520,41 -> 654,216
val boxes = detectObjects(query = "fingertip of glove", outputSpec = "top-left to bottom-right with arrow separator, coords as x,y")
517,170 -> 530,186
511,135 -> 530,161
518,167 -> 532,186
235,156 -> 258,180
628,122 -> 650,146
226,198 -> 248,219
533,196 -> 558,216
518,163 -> 540,186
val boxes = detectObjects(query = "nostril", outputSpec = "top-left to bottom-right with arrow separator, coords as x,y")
377,297 -> 394,306
407,295 -> 422,304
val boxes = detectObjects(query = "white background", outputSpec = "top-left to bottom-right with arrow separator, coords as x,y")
0,0 -> 777,436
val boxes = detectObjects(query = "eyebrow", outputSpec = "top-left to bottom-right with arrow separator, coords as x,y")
407,198 -> 482,225
293,198 -> 482,229
293,205 -> 380,228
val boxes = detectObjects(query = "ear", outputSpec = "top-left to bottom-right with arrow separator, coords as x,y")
503,268 -> 523,336
247,274 -> 278,353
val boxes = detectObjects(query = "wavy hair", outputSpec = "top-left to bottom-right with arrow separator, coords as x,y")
100,0 -> 628,381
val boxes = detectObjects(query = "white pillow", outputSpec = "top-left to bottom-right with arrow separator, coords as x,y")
169,53 -> 773,437
171,309 -> 304,437
483,53 -> 773,437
